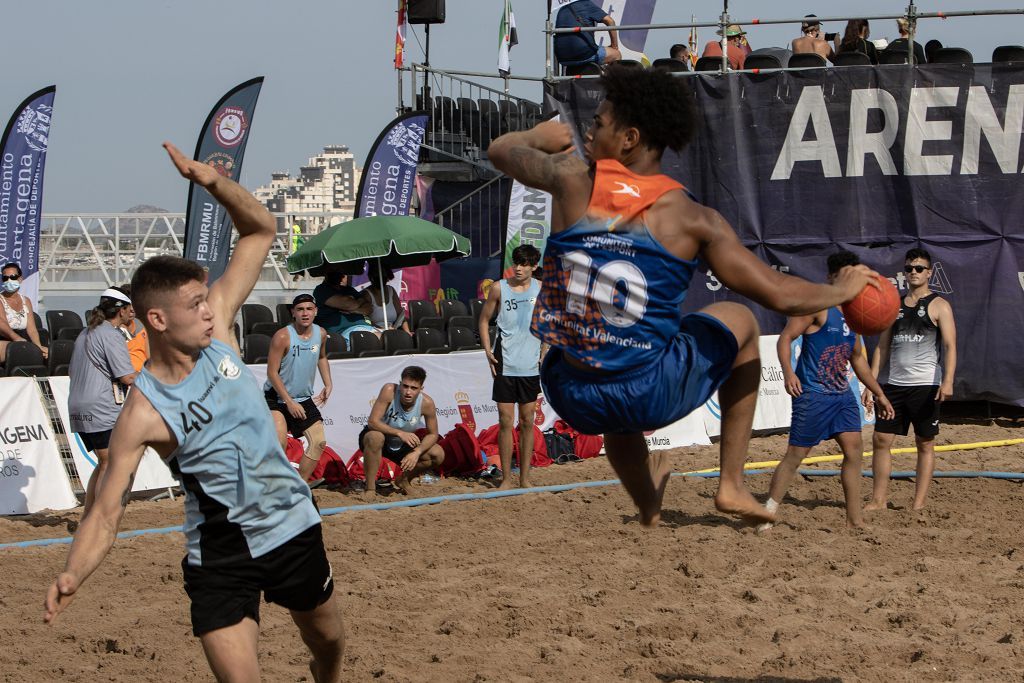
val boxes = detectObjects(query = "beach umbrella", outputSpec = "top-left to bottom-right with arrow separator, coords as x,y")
286,214 -> 471,328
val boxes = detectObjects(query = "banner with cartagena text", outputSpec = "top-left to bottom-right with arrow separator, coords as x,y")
546,64 -> 1024,406
183,77 -> 263,283
354,111 -> 434,305
0,86 -> 55,305
0,377 -> 77,514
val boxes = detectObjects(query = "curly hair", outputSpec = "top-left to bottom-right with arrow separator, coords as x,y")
599,63 -> 697,154
827,250 -> 860,275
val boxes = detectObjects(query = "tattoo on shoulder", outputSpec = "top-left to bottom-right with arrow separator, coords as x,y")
509,147 -> 558,186
120,475 -> 135,508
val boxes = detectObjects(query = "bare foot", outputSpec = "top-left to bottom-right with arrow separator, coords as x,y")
394,475 -> 412,495
863,499 -> 887,512
847,518 -> 867,529
496,479 -> 516,491
714,486 -> 775,525
518,477 -> 533,489
912,501 -> 927,511
639,451 -> 671,528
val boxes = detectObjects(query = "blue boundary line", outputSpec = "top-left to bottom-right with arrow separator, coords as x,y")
3,469 -> 1022,550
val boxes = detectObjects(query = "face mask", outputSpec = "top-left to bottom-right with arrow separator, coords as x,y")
1,280 -> 19,293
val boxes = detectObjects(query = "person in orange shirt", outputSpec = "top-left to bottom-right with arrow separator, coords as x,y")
702,24 -> 749,69
112,284 -> 149,371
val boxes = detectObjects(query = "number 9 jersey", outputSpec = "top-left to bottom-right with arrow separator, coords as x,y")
531,159 -> 698,372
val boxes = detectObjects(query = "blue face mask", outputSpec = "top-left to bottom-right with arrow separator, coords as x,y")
1,279 -> 19,294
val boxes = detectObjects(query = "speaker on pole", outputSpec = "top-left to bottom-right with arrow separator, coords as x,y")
408,0 -> 445,24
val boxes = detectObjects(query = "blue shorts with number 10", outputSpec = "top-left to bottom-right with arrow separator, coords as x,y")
541,313 -> 739,436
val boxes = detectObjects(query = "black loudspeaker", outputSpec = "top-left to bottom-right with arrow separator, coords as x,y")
408,0 -> 445,24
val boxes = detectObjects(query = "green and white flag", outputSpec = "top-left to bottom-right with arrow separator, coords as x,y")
498,0 -> 518,76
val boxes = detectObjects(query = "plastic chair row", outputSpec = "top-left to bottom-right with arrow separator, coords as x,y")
0,339 -> 74,377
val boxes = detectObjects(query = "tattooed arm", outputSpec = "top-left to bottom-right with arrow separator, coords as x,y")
45,392 -> 174,624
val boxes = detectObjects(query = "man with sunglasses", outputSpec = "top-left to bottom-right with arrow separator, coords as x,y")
865,248 -> 957,511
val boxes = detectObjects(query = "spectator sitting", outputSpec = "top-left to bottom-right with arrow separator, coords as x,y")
925,39 -> 943,63
554,0 -> 621,69
0,261 -> 47,364
884,19 -> 926,64
791,14 -> 834,62
702,24 -> 749,70
836,19 -> 878,64
365,265 -> 410,334
358,365 -> 445,496
669,43 -> 692,70
112,284 -> 148,372
312,267 -> 378,341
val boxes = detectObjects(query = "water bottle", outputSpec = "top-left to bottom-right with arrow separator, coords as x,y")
421,473 -> 438,484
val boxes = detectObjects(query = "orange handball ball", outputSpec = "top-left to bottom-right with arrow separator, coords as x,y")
841,275 -> 901,336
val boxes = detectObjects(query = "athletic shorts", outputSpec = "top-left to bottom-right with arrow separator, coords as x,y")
789,390 -> 862,447
562,45 -> 607,66
874,384 -> 941,438
265,390 -> 322,436
540,313 -> 738,435
181,523 -> 333,637
358,426 -> 414,464
492,374 -> 541,405
77,429 -> 112,452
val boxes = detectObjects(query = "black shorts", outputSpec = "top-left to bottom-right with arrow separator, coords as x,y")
492,374 -> 541,405
77,429 -> 112,452
265,390 -> 322,436
358,426 -> 414,464
181,523 -> 333,637
874,384 -> 941,438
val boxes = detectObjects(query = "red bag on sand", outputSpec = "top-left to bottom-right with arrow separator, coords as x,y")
477,424 -> 553,468
438,423 -> 485,477
554,420 -> 604,459
346,451 -> 401,482
285,438 -> 352,487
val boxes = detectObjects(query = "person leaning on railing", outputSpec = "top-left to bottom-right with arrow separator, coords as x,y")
0,261 -> 48,365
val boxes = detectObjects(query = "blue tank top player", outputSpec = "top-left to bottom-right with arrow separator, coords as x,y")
44,143 -> 345,683
357,365 -> 445,496
478,244 -> 545,490
488,64 -> 881,527
763,251 -> 895,530
265,292 -> 333,485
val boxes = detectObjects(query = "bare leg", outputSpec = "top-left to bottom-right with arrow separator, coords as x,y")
766,444 -> 813,515
271,411 -> 288,452
299,421 -> 327,482
517,401 -> 538,488
0,340 -> 8,364
700,303 -> 774,524
360,431 -> 385,495
835,431 -> 866,527
912,436 -> 936,510
199,617 -> 261,683
496,403 -> 516,490
865,430 -> 896,510
81,446 -> 110,519
291,592 -> 345,683
604,432 -> 670,528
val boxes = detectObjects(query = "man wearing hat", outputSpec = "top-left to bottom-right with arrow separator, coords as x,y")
68,287 -> 139,517
264,293 -> 333,484
791,15 -> 835,61
702,24 -> 749,70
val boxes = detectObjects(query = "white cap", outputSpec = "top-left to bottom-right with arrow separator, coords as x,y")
100,288 -> 132,306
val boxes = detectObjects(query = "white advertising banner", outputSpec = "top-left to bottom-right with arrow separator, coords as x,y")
48,377 -> 178,493
0,377 -> 78,514
702,335 -> 792,438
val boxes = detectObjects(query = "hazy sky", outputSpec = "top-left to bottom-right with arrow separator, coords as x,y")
3,0 -> 1021,212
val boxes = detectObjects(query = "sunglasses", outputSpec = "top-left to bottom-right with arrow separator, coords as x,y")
1,274 -> 20,282
904,265 -> 929,273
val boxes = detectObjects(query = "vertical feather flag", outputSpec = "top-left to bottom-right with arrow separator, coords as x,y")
498,0 -> 518,76
395,0 -> 408,69
688,14 -> 698,68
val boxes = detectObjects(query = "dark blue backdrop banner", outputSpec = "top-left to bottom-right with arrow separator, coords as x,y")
354,111 -> 428,218
183,77 -> 263,283
546,64 -> 1024,405
0,86 -> 55,304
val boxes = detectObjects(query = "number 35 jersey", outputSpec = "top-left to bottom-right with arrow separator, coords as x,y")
133,338 -> 320,567
532,159 -> 697,372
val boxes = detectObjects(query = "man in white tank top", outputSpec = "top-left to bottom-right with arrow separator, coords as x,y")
865,248 -> 957,511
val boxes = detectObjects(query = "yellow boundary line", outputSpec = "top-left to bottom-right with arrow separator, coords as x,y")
683,438 -> 1024,475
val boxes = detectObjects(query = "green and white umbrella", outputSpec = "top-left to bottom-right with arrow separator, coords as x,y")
286,214 -> 471,328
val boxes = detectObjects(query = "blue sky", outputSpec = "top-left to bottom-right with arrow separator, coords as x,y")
2,0 -> 1021,212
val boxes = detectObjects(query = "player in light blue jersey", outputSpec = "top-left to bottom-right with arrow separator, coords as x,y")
45,143 -> 345,683
265,292 -> 332,484
479,244 -> 546,489
489,64 -> 881,527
